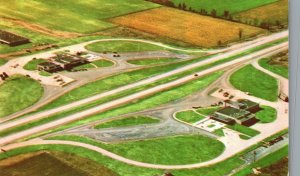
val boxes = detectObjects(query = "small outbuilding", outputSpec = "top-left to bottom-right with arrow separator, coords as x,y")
0,30 -> 30,46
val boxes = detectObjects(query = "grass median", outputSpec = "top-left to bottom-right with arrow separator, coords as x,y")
94,115 -> 160,129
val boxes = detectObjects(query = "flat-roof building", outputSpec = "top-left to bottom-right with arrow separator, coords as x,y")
224,99 -> 260,113
37,62 -> 62,73
213,106 -> 258,126
0,30 -> 30,46
52,54 -> 87,70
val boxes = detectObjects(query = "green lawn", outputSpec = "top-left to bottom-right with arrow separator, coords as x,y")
39,71 -> 52,77
92,60 -> 114,67
230,65 -> 278,101
175,110 -> 205,124
0,59 -> 8,66
196,106 -> 221,115
0,1 -> 159,34
94,116 -> 160,129
256,105 -> 277,123
171,0 -> 278,16
23,59 -> 45,70
226,124 -> 260,137
49,135 -> 225,165
259,58 -> 288,78
127,58 -> 178,65
213,128 -> 225,137
85,41 -> 166,53
0,75 -> 43,118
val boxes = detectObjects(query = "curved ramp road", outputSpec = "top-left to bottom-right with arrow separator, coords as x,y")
252,60 -> 288,96
0,32 -> 288,131
0,42 -> 288,146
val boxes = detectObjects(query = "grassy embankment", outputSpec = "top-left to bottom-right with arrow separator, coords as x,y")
0,75 -> 43,118
48,135 -> 225,165
230,65 -> 278,101
259,58 -> 288,78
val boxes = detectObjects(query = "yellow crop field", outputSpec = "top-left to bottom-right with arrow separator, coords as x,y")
110,7 -> 267,48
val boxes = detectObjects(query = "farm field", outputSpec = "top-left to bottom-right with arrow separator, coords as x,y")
233,0 -> 288,27
175,110 -> 205,124
110,7 -> 267,48
94,116 -> 160,129
50,135 -> 225,165
0,75 -> 43,118
0,151 -> 117,176
170,0 -> 278,16
230,65 -> 278,101
0,0 -> 160,34
127,58 -> 178,65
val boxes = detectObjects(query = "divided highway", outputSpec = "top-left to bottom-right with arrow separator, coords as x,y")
0,39 -> 288,146
0,31 -> 288,133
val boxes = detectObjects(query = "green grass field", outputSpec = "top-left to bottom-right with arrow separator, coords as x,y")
256,106 -> 277,123
49,135 -> 225,165
85,41 -> 166,53
170,0 -> 278,16
92,59 -> 114,67
0,59 -> 8,65
196,106 -> 221,115
259,58 -> 288,78
230,65 -> 278,101
0,75 -> 43,118
0,1 -> 159,34
127,58 -> 178,65
23,59 -> 45,70
94,116 -> 160,129
226,124 -> 260,137
175,110 -> 205,124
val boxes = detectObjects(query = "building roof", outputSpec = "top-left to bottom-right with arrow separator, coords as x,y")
237,99 -> 258,108
38,62 -> 59,67
0,30 -> 29,43
216,107 -> 250,119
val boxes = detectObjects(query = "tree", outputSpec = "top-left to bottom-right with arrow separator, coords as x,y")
238,28 -> 243,39
182,3 -> 186,10
223,10 -> 229,18
211,9 -> 217,17
178,3 -> 182,9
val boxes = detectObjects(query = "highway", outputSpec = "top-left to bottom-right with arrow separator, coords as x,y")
0,31 -> 288,132
0,40 -> 288,146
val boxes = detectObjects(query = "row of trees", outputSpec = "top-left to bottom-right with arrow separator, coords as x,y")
146,0 -> 287,31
